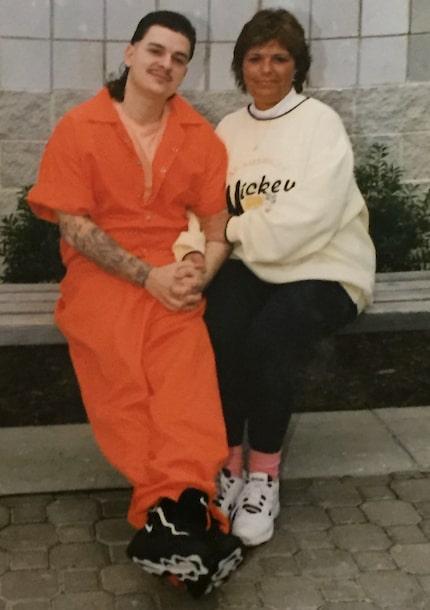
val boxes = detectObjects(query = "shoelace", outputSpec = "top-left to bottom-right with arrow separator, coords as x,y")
240,477 -> 273,514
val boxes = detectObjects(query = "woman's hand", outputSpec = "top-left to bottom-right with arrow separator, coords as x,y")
145,261 -> 205,311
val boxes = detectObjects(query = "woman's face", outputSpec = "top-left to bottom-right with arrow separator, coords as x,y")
242,39 -> 296,110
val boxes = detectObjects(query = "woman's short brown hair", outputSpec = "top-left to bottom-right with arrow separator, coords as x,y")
232,9 -> 311,94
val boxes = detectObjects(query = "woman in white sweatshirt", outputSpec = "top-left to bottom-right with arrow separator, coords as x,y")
201,8 -> 376,547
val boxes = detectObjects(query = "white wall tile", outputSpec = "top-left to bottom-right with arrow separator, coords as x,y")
106,0 -> 156,41
105,42 -> 126,81
359,36 -> 408,85
180,42 -> 206,91
408,33 -> 430,81
54,0 -> 104,40
361,0 -> 409,36
160,0 -> 209,41
209,0 -> 258,41
261,0 -> 311,37
0,0 -> 50,38
53,41 -> 103,89
208,43 -> 235,90
0,0 -> 421,95
309,39 -> 358,88
0,39 -> 50,91
311,0 -> 360,38
411,0 -> 430,34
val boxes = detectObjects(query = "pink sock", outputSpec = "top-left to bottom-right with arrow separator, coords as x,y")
249,449 -> 281,480
224,445 -> 243,478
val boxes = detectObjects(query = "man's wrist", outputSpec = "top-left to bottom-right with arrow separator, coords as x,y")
137,263 -> 153,287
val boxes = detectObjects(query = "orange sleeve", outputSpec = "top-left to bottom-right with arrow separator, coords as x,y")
27,114 -> 95,223
191,129 -> 228,218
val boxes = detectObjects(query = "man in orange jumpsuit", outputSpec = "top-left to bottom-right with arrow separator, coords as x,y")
27,10 -> 242,597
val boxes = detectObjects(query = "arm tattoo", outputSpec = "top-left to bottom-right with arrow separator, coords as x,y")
58,213 -> 153,287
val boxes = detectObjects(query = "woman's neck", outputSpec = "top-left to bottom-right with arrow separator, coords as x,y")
249,88 -> 305,119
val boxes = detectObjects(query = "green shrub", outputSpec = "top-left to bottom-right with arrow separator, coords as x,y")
355,143 -> 430,272
0,186 -> 65,282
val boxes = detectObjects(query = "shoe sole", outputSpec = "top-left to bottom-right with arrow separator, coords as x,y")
130,551 -> 209,581
188,546 -> 245,597
130,545 -> 245,597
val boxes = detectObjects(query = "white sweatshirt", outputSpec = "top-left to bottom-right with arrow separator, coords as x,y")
215,91 -> 375,311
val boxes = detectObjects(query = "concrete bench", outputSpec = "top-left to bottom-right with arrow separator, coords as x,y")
1,272 -> 429,498
0,270 -> 430,346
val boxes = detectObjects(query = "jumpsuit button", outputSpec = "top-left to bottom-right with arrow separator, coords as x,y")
160,167 -> 167,174
172,146 -> 179,152
146,215 -> 152,221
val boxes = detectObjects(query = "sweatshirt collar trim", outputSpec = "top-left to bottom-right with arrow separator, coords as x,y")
248,89 -> 307,120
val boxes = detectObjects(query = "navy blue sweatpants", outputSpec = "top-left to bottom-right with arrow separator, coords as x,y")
204,260 -> 357,453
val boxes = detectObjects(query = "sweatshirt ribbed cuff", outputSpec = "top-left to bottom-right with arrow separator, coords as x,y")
225,216 -> 239,244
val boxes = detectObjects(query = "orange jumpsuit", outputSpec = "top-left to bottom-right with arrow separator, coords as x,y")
27,88 -> 229,529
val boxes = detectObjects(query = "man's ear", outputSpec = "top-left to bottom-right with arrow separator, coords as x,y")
124,43 -> 134,68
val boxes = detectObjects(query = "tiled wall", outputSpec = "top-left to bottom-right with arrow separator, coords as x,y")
0,0 -> 429,91
0,0 -> 429,223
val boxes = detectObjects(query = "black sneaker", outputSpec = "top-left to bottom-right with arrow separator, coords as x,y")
126,488 -> 245,597
188,521 -> 244,597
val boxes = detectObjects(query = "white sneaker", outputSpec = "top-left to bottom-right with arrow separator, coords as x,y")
231,472 -> 280,546
214,468 -> 245,517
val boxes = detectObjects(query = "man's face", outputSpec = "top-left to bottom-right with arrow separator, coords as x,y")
124,25 -> 190,100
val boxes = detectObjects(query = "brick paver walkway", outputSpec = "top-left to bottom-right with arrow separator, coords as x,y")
3,472 -> 430,609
